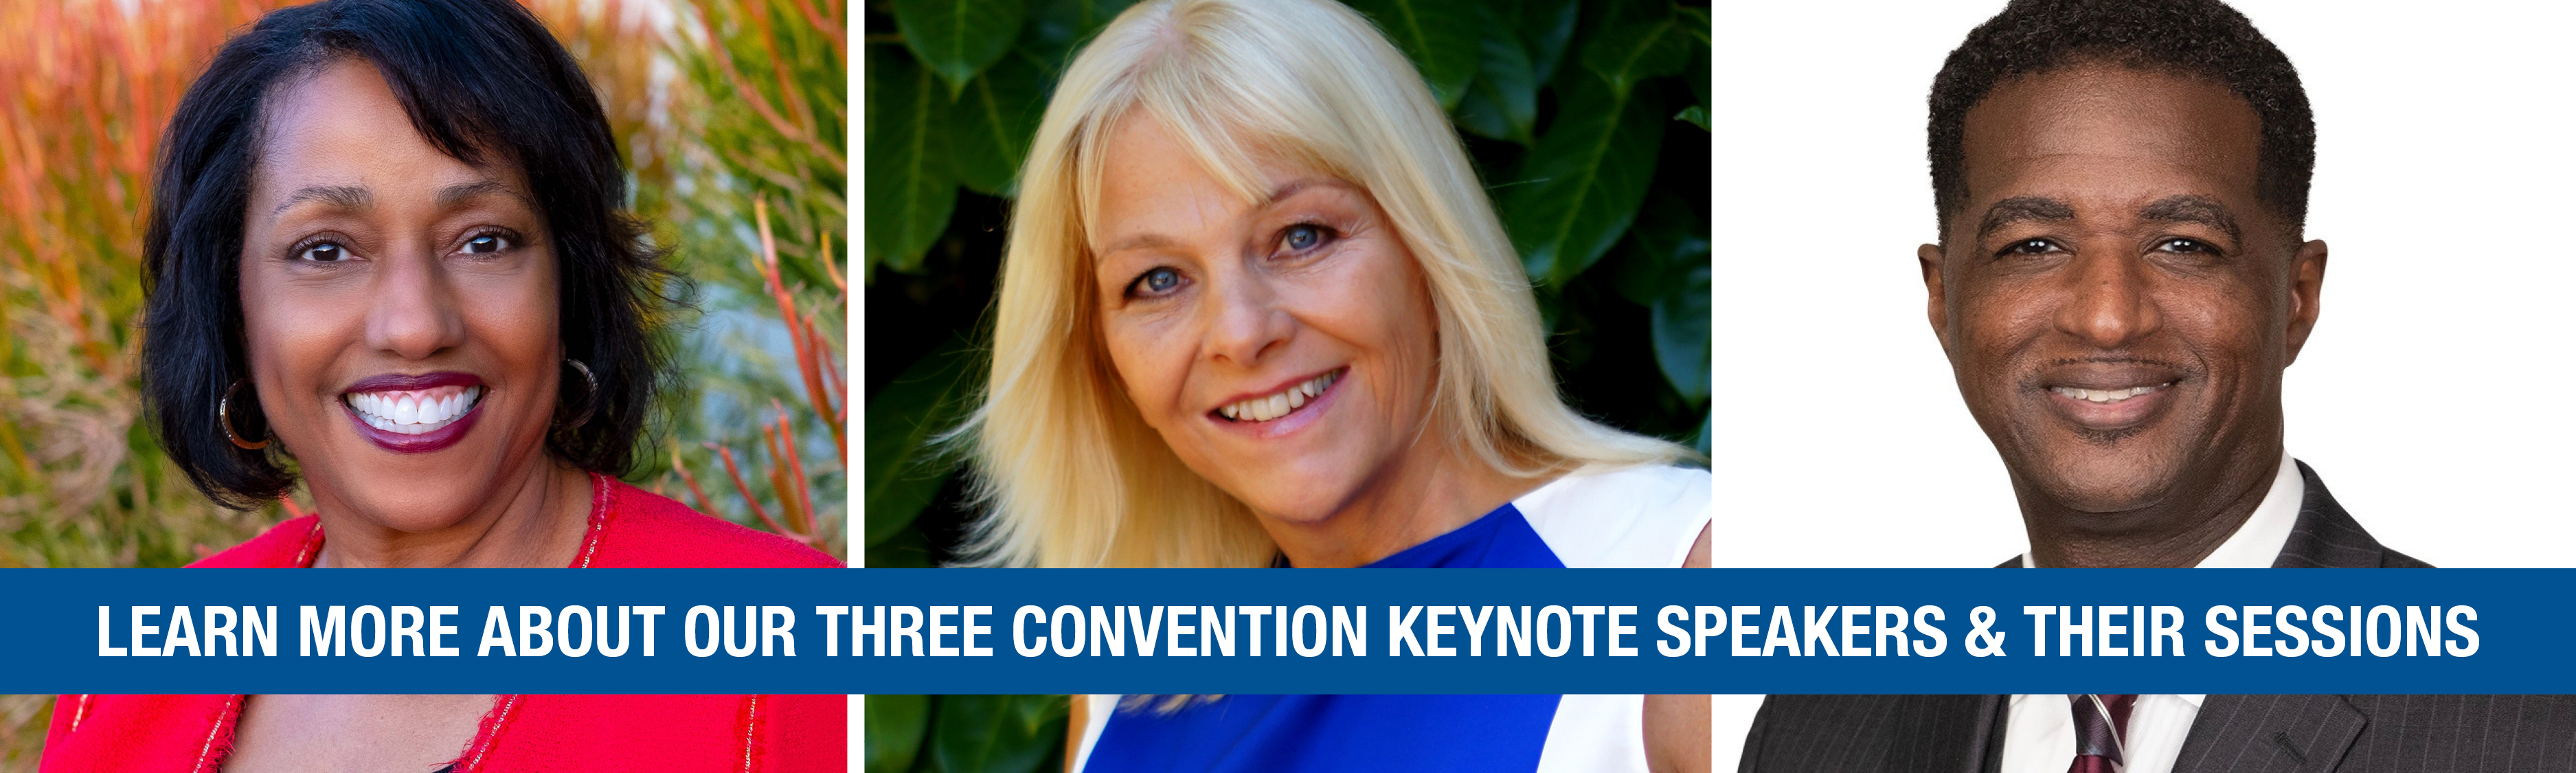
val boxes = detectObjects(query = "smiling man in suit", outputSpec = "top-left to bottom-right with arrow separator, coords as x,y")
1739,0 -> 2575,771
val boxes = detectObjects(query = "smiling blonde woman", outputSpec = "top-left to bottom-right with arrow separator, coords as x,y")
960,0 -> 1713,770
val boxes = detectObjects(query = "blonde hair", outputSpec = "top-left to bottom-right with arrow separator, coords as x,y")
958,0 -> 1688,568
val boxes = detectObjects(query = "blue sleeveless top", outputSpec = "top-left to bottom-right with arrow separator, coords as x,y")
1081,503 -> 1566,772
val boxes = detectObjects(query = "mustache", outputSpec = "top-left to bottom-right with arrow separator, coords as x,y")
2035,355 -> 2190,370
2017,355 -> 2195,390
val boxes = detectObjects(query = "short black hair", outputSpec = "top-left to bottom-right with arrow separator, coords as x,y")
1928,0 -> 2314,238
143,0 -> 677,508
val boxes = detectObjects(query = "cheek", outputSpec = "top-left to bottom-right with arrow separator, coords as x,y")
1958,286 -> 2047,362
1099,313 -> 1195,426
1325,247 -> 1438,387
2166,300 -> 2275,394
459,269 -> 560,359
237,267 -> 357,395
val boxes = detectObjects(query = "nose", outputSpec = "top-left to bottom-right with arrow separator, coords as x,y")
1202,264 -> 1294,368
2053,249 -> 2161,350
364,245 -> 466,360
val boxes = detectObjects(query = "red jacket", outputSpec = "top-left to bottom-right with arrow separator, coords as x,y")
42,473 -> 846,772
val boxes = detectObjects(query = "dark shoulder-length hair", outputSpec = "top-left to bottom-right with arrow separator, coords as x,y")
144,0 -> 677,509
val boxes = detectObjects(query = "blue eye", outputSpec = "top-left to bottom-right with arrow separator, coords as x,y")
1282,224 -> 1324,251
1131,267 -> 1183,297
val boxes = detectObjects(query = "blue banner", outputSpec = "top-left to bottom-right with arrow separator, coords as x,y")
0,568 -> 2553,694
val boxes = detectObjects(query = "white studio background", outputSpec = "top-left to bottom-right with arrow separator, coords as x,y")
1707,0 -> 2576,764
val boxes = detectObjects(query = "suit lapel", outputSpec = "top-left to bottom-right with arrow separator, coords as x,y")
2171,695 -> 2365,773
1968,694 -> 2009,773
2268,461 -> 2413,569
1878,694 -> 2010,773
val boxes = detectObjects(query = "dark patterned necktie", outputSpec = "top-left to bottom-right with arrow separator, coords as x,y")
2066,694 -> 2137,773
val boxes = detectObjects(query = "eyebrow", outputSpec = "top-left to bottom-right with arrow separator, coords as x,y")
267,179 -> 528,223
270,185 -> 371,220
1975,196 -> 2076,240
1100,232 -> 1181,257
436,179 -> 521,209
1264,178 -> 1334,205
2136,194 -> 2241,243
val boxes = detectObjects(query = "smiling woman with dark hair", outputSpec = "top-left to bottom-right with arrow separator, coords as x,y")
39,0 -> 840,770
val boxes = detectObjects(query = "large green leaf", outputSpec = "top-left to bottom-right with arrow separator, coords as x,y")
1579,4 -> 1696,99
1009,694 -> 1071,740
950,52 -> 1048,197
1614,187 -> 1712,405
1023,0 -> 1141,75
1517,0 -> 1581,85
865,45 -> 959,276
1693,410 -> 1711,457
1346,0 -> 1481,110
930,695 -> 1066,773
1676,3 -> 1712,47
863,337 -> 978,549
866,526 -> 938,569
1611,196 -> 1707,303
1679,5 -> 1711,127
1452,3 -> 1538,145
1501,79 -> 1665,286
866,695 -> 931,773
1649,261 -> 1711,405
892,0 -> 1030,96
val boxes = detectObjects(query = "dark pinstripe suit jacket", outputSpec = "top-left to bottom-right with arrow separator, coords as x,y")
1739,462 -> 2576,772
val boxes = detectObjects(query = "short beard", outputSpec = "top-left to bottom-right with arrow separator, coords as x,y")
2072,425 -> 2147,445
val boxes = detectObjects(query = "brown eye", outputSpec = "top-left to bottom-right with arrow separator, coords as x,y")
2004,238 -> 2054,256
462,234 -> 510,254
2158,237 -> 2215,254
298,242 -> 348,262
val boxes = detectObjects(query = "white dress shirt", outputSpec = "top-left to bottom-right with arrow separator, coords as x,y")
1998,451 -> 2303,773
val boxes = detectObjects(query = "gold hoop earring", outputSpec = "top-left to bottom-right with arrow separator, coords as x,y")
221,379 -> 270,450
558,359 -> 598,430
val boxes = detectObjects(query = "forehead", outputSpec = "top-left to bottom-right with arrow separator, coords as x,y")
1087,115 -> 1332,245
1958,65 -> 2262,214
1095,117 -> 1243,219
251,58 -> 501,202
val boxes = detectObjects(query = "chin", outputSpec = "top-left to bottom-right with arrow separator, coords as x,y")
2026,451 -> 2188,514
1228,485 -> 1343,525
1213,467 -> 1358,525
371,503 -> 483,534
315,479 -> 490,533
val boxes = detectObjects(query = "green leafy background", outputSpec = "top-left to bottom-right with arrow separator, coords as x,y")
861,0 -> 1706,768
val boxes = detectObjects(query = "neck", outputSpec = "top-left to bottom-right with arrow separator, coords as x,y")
2018,439 -> 2284,569
1261,439 -> 1546,568
309,459 -> 595,568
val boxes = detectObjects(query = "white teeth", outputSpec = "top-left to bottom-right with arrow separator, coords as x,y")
2050,383 -> 2167,404
345,385 -> 482,435
1219,371 -> 1342,424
